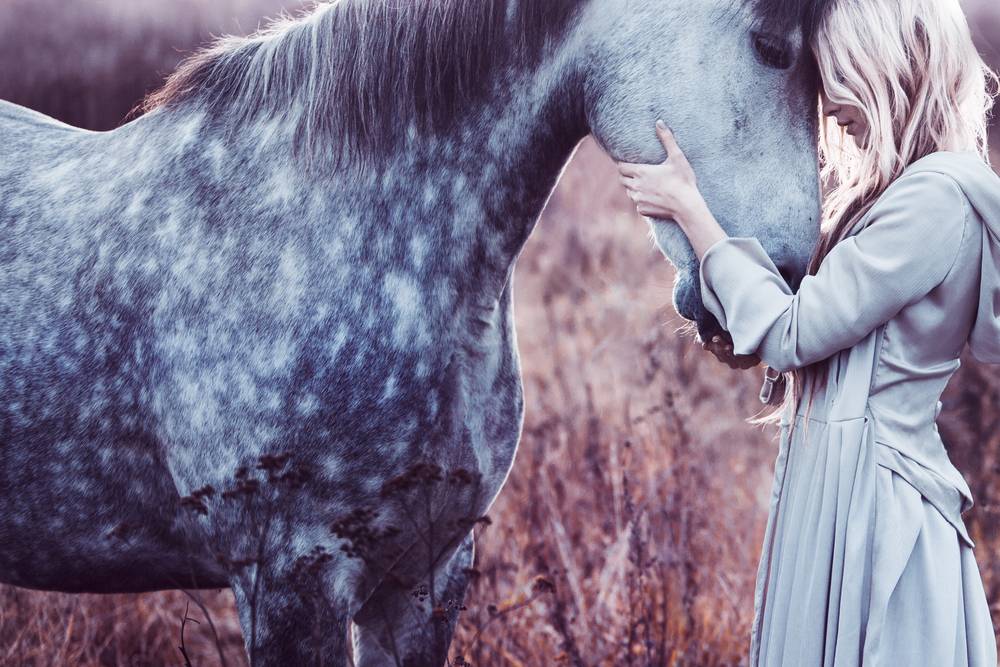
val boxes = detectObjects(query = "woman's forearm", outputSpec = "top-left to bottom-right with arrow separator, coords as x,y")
677,197 -> 729,260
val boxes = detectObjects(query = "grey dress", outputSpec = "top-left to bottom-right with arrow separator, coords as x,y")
699,150 -> 1000,666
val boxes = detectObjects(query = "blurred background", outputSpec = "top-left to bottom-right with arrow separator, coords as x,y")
0,1 -> 997,665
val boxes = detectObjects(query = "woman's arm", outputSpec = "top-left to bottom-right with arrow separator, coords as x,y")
616,121 -> 729,260
617,123 -> 971,373
617,122 -> 751,367
698,172 -> 969,371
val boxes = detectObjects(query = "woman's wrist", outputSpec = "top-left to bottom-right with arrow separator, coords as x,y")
678,197 -> 728,260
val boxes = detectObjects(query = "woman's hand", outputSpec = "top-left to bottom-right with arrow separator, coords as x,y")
618,121 -> 759,370
616,120 -> 728,260
703,334 -> 762,370
616,121 -> 705,222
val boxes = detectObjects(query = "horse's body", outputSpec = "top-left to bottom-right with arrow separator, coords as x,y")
0,0 -> 827,663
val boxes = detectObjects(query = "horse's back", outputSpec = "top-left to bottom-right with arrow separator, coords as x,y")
0,100 -> 93,176
0,99 -> 88,136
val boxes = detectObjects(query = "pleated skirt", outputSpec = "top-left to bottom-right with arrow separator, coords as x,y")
749,410 -> 998,666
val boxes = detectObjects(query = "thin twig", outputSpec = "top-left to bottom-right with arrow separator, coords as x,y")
182,590 -> 230,667
179,600 -> 201,667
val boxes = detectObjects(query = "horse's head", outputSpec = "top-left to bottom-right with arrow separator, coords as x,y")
583,0 -> 826,341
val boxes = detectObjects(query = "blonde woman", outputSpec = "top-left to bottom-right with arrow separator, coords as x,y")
617,0 -> 1000,664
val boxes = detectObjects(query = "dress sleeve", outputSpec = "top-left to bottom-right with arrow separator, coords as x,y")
698,170 -> 971,372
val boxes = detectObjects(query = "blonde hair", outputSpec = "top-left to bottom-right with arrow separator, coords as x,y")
756,0 -> 999,430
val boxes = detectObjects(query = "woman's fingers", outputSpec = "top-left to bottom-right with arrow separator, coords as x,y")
656,120 -> 684,162
702,334 -> 761,369
619,179 -> 638,200
616,161 -> 642,178
619,120 -> 685,171
615,123 -> 693,219
618,172 -> 642,195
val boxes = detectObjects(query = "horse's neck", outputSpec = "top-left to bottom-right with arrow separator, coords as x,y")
126,17 -> 589,310
400,38 -> 589,305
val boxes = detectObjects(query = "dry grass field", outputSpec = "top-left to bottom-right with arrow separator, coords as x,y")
0,2 -> 998,665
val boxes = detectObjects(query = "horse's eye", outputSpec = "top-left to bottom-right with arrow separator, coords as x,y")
752,31 -> 794,70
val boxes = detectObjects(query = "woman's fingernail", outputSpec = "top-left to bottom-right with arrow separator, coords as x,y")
656,119 -> 666,130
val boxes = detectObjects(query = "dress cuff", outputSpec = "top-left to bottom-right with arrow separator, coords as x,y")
698,236 -> 785,355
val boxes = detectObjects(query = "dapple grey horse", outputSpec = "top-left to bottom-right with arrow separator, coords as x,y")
0,0 -> 827,663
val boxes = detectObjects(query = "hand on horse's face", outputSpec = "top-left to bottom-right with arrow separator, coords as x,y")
702,333 -> 762,370
615,120 -> 705,222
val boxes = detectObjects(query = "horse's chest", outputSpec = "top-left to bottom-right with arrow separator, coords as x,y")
456,334 -> 524,493
364,306 -> 522,498
361,291 -> 525,510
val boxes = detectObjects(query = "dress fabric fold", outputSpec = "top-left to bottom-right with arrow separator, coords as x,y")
750,390 -> 995,666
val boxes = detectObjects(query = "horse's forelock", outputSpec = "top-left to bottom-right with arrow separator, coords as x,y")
752,0 -> 838,42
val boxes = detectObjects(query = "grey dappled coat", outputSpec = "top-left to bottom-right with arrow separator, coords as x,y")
0,0 -> 830,663
699,150 -> 1000,666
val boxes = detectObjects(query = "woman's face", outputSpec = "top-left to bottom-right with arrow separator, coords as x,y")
820,86 -> 869,143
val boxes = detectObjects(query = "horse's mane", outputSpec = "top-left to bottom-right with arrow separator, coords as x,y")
144,0 -> 833,165
144,0 -> 582,166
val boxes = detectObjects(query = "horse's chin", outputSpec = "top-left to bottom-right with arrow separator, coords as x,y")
672,273 -> 727,343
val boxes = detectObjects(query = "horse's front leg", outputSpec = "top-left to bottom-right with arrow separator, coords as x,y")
351,532 -> 475,667
229,552 -> 361,666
